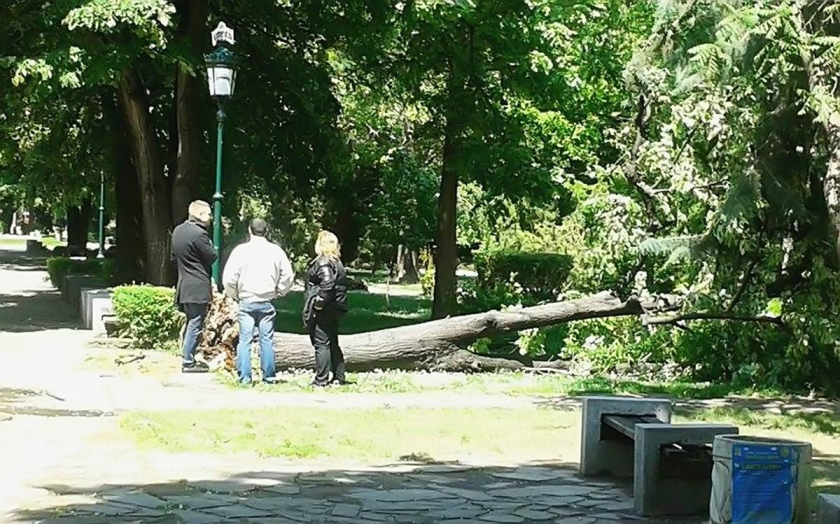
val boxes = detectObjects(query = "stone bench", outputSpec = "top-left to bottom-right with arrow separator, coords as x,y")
580,396 -> 739,516
81,289 -> 113,332
818,494 -> 840,523
61,275 -> 105,308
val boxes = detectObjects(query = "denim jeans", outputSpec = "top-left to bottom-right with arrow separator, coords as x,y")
237,301 -> 277,383
182,303 -> 208,367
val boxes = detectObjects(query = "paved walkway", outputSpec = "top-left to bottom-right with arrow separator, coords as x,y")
0,245 -> 697,523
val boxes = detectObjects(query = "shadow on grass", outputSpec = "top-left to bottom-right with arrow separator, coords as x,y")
7,461 -> 674,524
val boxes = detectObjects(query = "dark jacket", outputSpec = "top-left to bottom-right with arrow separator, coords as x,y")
303,256 -> 348,326
171,219 -> 217,305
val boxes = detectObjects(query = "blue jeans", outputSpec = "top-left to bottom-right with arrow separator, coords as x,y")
182,303 -> 208,367
237,301 -> 277,383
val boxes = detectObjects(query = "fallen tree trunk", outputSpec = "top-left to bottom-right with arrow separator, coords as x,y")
197,291 -> 644,373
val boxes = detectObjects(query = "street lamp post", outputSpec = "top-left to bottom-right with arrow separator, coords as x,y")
204,22 -> 237,286
97,171 -> 105,259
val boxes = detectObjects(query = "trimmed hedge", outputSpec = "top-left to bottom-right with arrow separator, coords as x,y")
111,285 -> 182,351
46,256 -> 115,288
474,250 -> 573,303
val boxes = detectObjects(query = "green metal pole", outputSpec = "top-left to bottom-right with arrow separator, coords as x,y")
212,104 -> 225,287
97,171 -> 105,259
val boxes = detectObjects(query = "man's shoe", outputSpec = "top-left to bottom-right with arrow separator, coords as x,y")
181,363 -> 209,374
310,380 -> 329,388
263,376 -> 280,385
331,378 -> 353,386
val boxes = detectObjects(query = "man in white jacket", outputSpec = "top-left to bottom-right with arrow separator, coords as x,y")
223,218 -> 294,384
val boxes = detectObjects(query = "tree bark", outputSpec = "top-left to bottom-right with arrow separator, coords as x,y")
269,292 -> 644,371
66,197 -> 92,255
395,244 -> 420,284
171,0 -> 207,224
431,113 -> 461,319
115,153 -> 146,284
119,68 -> 174,285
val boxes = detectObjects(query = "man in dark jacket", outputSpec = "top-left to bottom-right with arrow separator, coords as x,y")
171,200 -> 217,373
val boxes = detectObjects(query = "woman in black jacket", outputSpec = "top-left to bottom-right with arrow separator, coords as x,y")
303,231 -> 349,386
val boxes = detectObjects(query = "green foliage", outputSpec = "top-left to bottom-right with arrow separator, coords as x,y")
46,256 -> 114,288
111,285 -> 181,351
475,250 -> 573,304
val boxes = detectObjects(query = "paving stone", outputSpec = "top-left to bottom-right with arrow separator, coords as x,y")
489,485 -> 596,499
539,496 -> 586,507
479,511 -> 525,523
589,513 -> 623,521
593,501 -> 634,511
331,503 -> 361,518
203,504 -> 273,518
554,518 -> 596,524
102,491 -> 166,509
83,502 -> 138,516
264,485 -> 302,495
164,495 -> 234,510
428,503 -> 486,519
349,488 -> 458,502
436,485 -> 493,501
576,500 -> 604,508
491,468 -> 574,482
548,507 -> 587,517
171,509 -> 224,524
359,511 -> 391,521
407,474 -> 460,485
190,480 -> 255,494
248,517 -> 296,524
514,507 -> 555,521
482,482 -> 515,489
362,500 -> 451,512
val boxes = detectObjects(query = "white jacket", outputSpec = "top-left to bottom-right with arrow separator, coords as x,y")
222,236 -> 294,303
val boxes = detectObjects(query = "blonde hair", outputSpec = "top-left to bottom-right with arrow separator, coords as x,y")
315,230 -> 341,260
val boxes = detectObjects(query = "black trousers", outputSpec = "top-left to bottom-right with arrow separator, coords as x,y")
309,310 -> 345,384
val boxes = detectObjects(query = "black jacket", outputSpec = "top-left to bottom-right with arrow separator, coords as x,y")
171,219 -> 217,305
303,256 -> 348,326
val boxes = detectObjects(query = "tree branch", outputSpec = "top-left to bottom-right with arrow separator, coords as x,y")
645,311 -> 786,328
726,226 -> 765,312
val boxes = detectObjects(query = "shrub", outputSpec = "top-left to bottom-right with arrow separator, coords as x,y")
111,285 -> 182,351
474,250 -> 573,304
46,256 -> 115,288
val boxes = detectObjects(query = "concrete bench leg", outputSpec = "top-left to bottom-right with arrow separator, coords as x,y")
634,423 -> 739,516
580,396 -> 671,478
818,494 -> 840,524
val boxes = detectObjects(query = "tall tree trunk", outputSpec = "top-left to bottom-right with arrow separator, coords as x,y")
431,114 -> 460,319
119,68 -> 173,285
171,0 -> 207,224
66,198 -> 92,255
103,92 -> 145,283
115,155 -> 146,284
395,244 -> 420,284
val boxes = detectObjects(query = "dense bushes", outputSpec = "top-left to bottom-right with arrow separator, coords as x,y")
475,251 -> 573,302
46,256 -> 115,288
111,285 -> 182,351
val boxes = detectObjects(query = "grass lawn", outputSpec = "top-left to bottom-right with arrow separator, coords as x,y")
228,370 -> 774,398
121,407 -> 573,463
273,290 -> 430,334
121,403 -> 840,504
